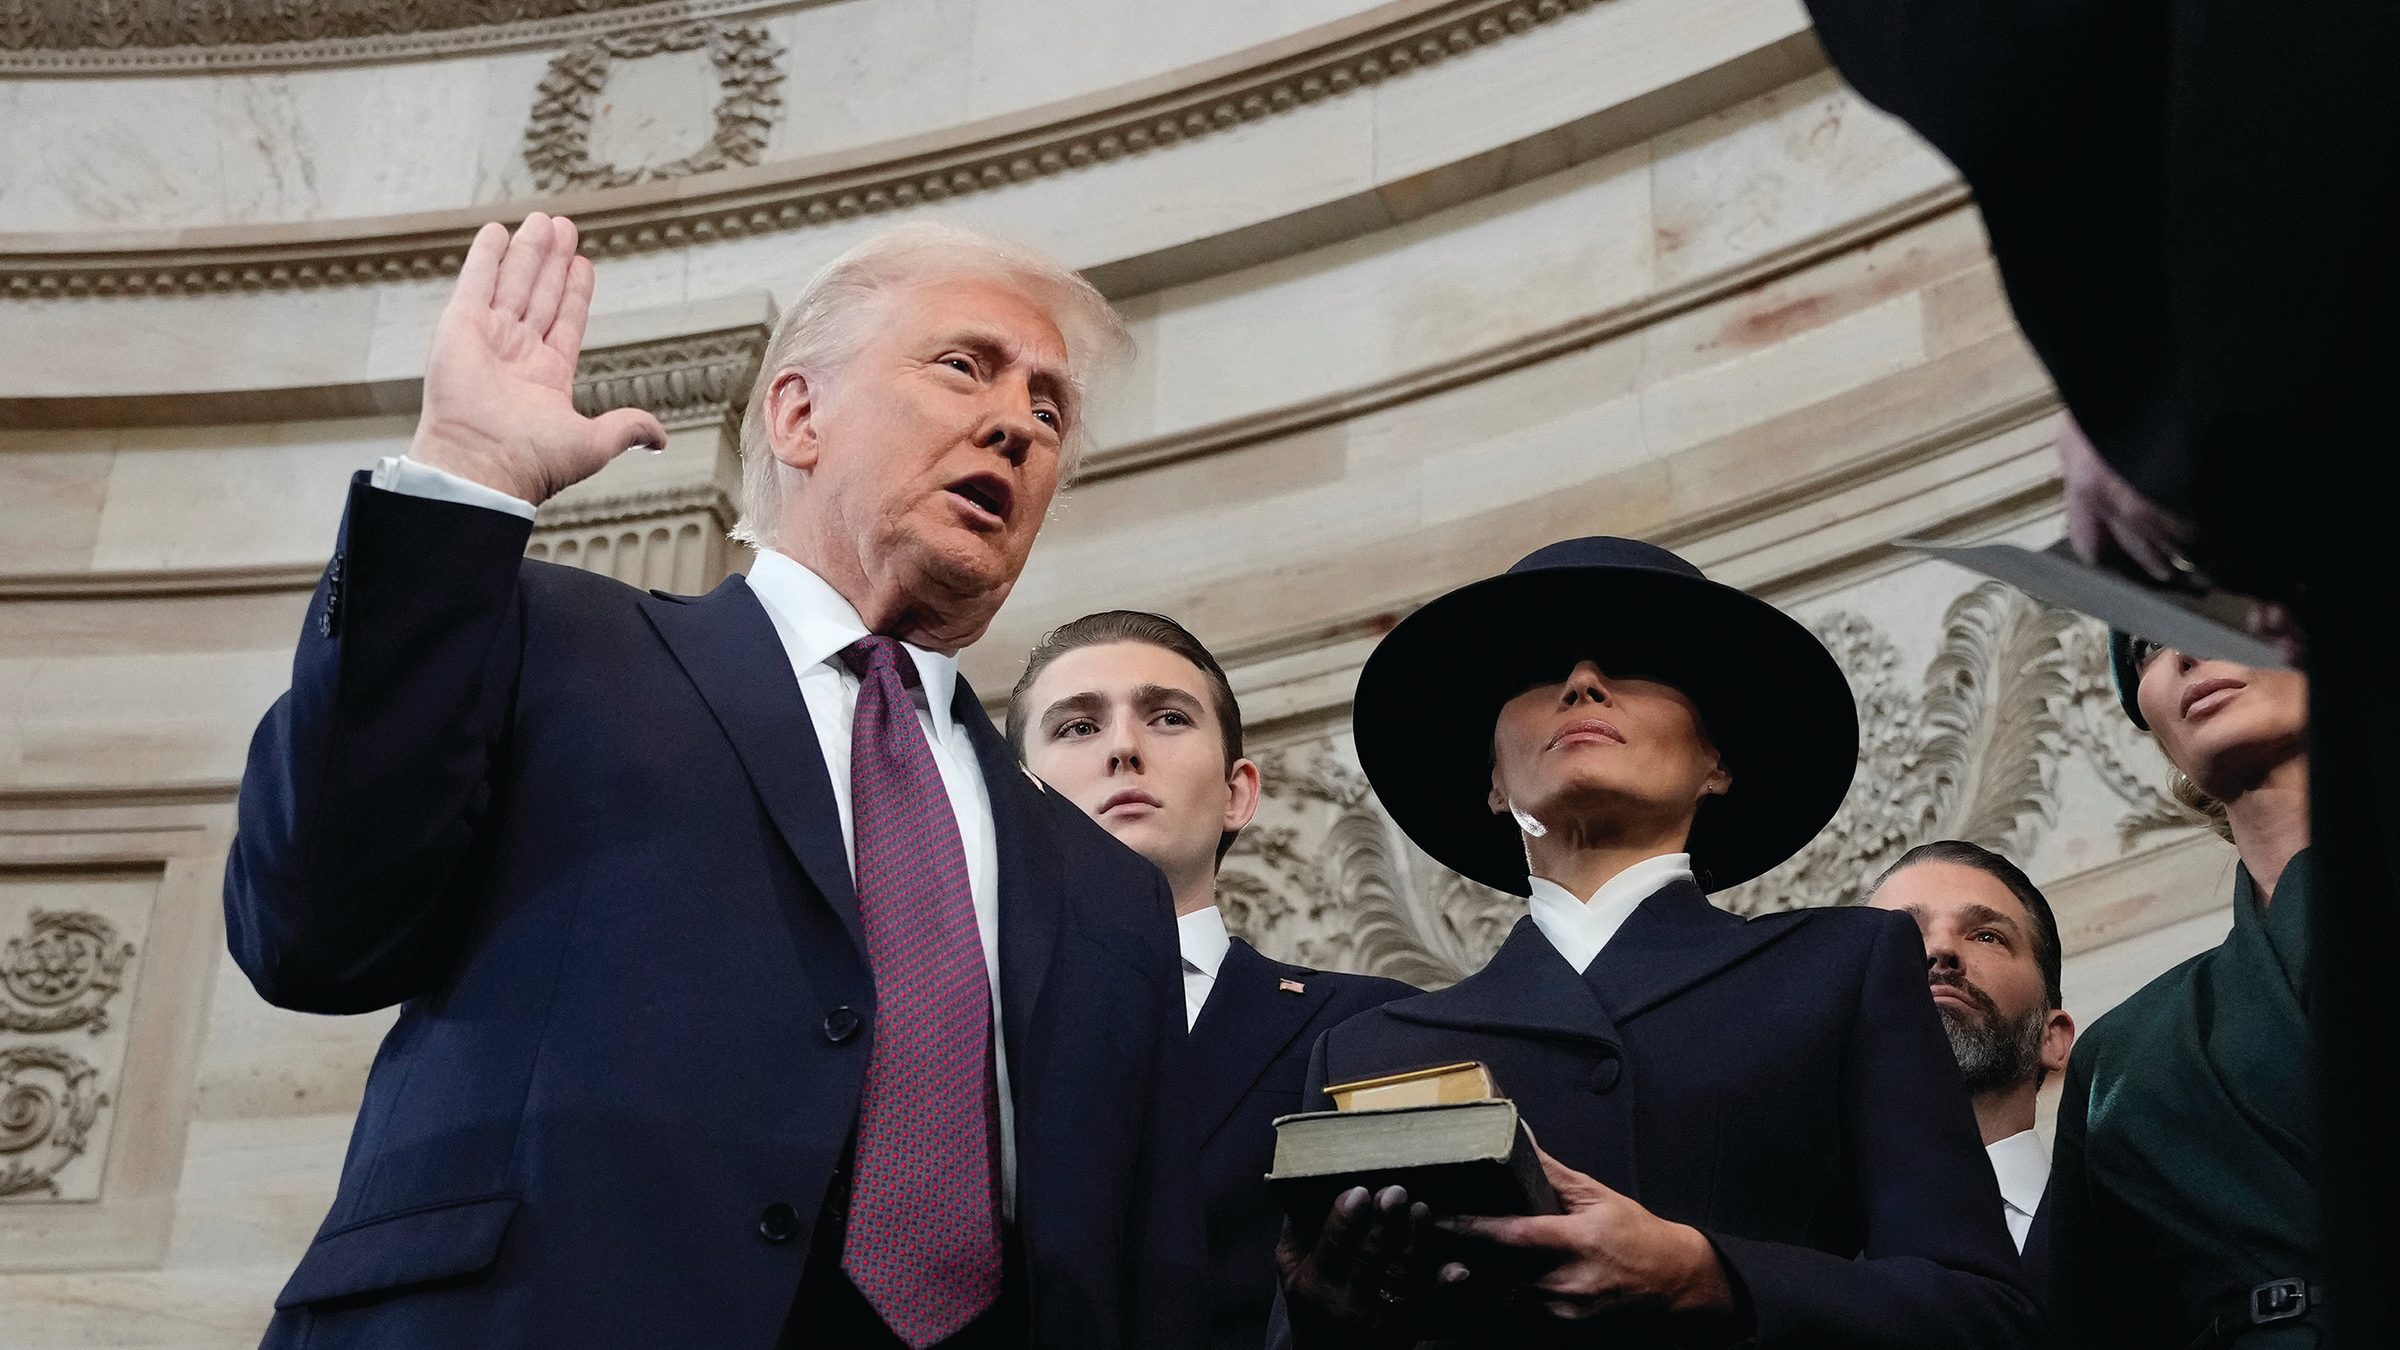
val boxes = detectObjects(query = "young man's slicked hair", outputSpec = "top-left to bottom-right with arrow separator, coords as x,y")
1871,839 -> 2065,1008
1007,610 -> 1245,861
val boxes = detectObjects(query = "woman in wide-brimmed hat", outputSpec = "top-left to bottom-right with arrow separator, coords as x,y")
1275,538 -> 2036,1349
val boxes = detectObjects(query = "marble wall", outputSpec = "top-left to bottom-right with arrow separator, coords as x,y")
0,1 -> 2238,1344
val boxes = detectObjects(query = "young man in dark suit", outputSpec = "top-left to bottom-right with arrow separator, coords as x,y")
223,215 -> 1198,1350
1008,611 -> 1416,1350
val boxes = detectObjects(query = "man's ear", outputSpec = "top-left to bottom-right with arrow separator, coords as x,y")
2040,1008 -> 2077,1077
1701,757 -> 1732,800
764,367 -> 822,473
1223,758 -> 1263,834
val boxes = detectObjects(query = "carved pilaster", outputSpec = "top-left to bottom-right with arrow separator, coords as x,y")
572,322 -> 769,430
528,484 -> 736,594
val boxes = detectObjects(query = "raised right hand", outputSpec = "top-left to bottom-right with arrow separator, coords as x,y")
407,213 -> 667,505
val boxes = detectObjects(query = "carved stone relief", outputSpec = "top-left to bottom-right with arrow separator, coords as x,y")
0,911 -> 136,1036
0,907 -> 137,1202
5,0 -> 1611,297
0,0 -> 786,73
0,1044 -> 108,1200
0,876 -> 154,1209
570,322 -> 767,429
525,21 -> 786,193
1219,581 -> 2203,985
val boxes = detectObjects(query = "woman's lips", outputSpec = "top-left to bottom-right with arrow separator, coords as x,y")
1547,718 -> 1627,751
2181,677 -> 2246,720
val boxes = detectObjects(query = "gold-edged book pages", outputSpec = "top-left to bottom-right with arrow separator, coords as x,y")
1323,1061 -> 1501,1112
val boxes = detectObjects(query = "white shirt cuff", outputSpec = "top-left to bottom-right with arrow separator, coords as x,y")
371,456 -> 538,521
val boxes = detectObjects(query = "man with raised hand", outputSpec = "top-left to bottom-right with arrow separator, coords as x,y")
224,213 -> 1197,1350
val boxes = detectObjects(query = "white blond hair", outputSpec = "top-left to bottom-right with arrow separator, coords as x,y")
731,222 -> 1131,548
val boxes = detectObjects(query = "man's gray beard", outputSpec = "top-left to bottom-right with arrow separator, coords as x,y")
1941,1001 -> 2049,1096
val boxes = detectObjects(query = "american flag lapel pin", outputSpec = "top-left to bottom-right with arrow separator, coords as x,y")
1279,978 -> 1307,994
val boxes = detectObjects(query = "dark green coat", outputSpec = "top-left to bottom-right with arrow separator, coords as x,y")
2049,850 -> 2320,1348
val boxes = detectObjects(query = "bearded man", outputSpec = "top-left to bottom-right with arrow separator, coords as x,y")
1868,841 -> 2076,1260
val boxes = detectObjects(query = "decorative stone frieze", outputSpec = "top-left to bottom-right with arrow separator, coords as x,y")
570,322 -> 769,428
525,21 -> 786,193
0,0 -> 1614,298
0,0 -> 786,74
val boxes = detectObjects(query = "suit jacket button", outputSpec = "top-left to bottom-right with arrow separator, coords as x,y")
1587,1056 -> 1622,1094
758,1202 -> 801,1244
822,1006 -> 862,1044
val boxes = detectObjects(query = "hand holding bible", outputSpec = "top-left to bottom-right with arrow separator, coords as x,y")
407,212 -> 668,505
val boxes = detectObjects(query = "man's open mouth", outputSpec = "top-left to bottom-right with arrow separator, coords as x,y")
947,473 -> 1012,525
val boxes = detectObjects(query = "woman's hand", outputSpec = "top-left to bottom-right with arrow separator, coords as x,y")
1438,1145 -> 1737,1325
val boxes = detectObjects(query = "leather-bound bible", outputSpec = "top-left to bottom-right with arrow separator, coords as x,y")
1268,1062 -> 1560,1232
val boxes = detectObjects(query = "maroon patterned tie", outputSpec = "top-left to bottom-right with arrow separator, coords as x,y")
836,636 -> 1001,1348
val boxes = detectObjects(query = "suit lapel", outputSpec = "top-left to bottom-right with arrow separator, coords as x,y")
1581,880 -> 1804,1024
1385,917 -> 1622,1052
1188,939 -> 1335,1146
954,684 -> 1065,1073
639,579 -> 863,955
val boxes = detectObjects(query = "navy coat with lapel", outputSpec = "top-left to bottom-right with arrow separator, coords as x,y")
223,479 -> 1200,1350
1190,938 -> 1415,1350
1296,882 -> 2037,1350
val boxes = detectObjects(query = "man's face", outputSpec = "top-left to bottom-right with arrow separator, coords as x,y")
767,275 -> 1073,648
1867,862 -> 2071,1094
1019,641 -> 1258,893
1487,661 -> 1729,841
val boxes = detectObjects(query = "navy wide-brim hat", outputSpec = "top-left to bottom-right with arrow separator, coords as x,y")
2108,629 -> 2153,730
1351,537 -> 1859,896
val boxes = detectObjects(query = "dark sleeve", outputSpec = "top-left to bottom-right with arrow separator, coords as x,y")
1704,910 -> 2040,1350
2044,1042 -> 2175,1350
221,475 -> 534,1014
1128,866 -> 1207,1350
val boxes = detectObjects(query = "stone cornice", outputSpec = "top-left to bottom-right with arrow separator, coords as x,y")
569,321 -> 768,427
0,0 -> 801,76
0,0 -> 1607,299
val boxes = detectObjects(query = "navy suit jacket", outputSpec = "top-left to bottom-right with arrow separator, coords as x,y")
1292,883 -> 2037,1349
1191,939 -> 1415,1350
224,480 -> 1200,1350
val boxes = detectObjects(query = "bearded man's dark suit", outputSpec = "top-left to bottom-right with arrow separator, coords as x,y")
1190,938 -> 1415,1350
1296,883 -> 2036,1349
222,479 -> 1199,1350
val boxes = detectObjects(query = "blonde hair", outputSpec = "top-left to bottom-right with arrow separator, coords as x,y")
2170,769 -> 2236,843
730,222 -> 1131,548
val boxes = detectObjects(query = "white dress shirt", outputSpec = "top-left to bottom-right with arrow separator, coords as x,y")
1524,853 -> 1698,974
1178,905 -> 1233,1031
1985,1127 -> 2050,1253
371,456 -> 1017,1216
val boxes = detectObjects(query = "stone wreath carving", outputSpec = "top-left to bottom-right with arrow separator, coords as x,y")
525,20 -> 785,193
1220,583 -> 2199,985
0,1043 -> 109,1199
1,910 -> 136,1036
